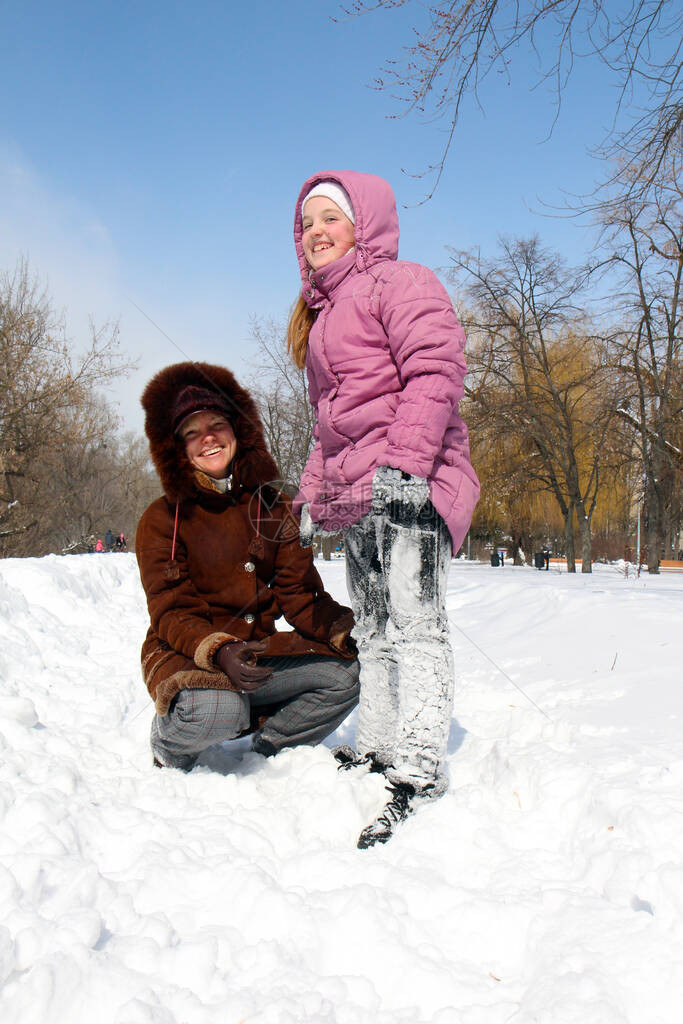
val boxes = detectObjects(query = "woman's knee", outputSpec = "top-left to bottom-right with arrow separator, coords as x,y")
320,656 -> 361,698
170,688 -> 250,741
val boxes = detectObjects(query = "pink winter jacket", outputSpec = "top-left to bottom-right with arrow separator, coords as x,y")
293,169 -> 480,553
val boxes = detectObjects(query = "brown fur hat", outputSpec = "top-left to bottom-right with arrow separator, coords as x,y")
141,362 -> 279,500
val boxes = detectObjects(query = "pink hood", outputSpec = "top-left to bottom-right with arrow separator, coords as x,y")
295,170 -> 399,299
293,169 -> 479,552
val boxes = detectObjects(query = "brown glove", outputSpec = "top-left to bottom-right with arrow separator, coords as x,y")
214,640 -> 274,692
328,610 -> 357,656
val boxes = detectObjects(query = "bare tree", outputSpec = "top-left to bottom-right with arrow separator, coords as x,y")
0,259 -> 135,555
453,236 -> 620,571
247,316 -> 316,492
464,387 -> 570,563
36,409 -> 160,557
246,317 -> 345,559
598,161 -> 683,570
344,0 -> 682,203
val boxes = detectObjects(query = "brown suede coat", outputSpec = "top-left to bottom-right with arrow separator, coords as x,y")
136,362 -> 353,716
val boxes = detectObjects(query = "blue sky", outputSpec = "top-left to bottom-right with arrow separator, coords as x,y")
1,0 -> 619,431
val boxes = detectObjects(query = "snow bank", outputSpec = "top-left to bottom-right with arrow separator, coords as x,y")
0,554 -> 681,1022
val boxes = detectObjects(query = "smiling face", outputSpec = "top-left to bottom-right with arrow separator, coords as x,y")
180,410 -> 237,479
301,195 -> 355,271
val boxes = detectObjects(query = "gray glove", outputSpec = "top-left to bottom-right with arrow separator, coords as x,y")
299,503 -> 316,548
371,466 -> 430,517
299,503 -> 342,546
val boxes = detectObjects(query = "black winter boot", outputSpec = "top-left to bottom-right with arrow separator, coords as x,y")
251,734 -> 278,757
333,745 -> 386,773
357,781 -> 415,849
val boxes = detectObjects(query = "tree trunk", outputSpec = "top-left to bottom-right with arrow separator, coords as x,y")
647,516 -> 660,573
512,537 -> 524,566
646,473 -> 661,573
564,505 -> 576,573
572,496 -> 593,573
321,535 -> 337,561
578,513 -> 593,573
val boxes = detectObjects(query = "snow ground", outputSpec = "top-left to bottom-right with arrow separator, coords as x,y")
0,553 -> 681,1023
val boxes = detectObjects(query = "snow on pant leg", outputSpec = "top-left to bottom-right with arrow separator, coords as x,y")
249,654 -> 360,752
151,687 -> 251,769
344,517 -> 398,765
382,507 -> 455,796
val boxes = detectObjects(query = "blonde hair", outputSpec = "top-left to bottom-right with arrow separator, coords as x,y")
287,294 -> 317,369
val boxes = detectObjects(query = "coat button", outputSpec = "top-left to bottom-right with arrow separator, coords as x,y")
244,613 -> 254,624
244,561 -> 255,572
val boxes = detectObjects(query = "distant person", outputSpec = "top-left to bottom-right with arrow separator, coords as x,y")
115,532 -> 127,552
542,547 -> 550,570
135,362 -> 359,774
95,538 -> 104,553
287,171 -> 479,847
105,529 -> 115,551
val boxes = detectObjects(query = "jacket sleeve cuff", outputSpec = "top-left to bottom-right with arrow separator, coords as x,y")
373,442 -> 432,480
194,632 -> 240,671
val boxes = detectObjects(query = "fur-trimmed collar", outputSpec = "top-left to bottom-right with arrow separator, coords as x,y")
141,362 -> 279,501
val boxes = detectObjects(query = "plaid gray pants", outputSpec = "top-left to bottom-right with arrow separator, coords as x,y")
151,654 -> 360,770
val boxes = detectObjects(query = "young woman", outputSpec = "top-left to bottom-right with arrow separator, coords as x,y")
135,361 -> 359,772
289,172 -> 479,847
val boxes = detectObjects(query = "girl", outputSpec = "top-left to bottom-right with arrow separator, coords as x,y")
289,171 -> 479,848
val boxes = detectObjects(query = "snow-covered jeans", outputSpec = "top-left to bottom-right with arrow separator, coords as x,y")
151,654 -> 360,770
344,502 -> 454,796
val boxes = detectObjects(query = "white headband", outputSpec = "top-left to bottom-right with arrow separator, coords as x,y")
301,182 -> 355,224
